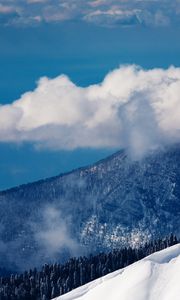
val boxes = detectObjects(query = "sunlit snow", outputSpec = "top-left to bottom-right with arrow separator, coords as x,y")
54,244 -> 180,300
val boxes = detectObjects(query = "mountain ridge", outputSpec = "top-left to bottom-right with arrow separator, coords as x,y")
0,145 -> 180,270
0,149 -> 123,194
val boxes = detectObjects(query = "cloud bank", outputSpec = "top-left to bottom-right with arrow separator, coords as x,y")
0,65 -> 180,157
0,0 -> 179,27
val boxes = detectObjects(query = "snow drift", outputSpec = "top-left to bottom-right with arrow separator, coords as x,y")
54,244 -> 180,300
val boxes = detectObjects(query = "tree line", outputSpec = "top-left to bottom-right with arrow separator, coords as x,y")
0,234 -> 178,300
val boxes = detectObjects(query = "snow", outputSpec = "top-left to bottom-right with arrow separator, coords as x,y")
54,244 -> 180,300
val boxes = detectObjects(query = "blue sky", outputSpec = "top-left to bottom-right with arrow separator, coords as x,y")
0,1 -> 180,190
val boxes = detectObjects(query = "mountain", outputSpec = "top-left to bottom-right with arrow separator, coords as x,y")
0,145 -> 180,271
54,244 -> 180,300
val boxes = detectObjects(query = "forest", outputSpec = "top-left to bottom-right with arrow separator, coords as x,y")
0,234 -> 178,300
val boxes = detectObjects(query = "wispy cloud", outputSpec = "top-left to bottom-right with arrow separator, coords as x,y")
0,203 -> 81,271
0,65 -> 180,158
0,4 -> 16,14
27,0 -> 48,3
0,0 -> 179,27
83,8 -> 140,27
33,205 -> 80,260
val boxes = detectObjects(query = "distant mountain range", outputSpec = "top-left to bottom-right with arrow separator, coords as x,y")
0,145 -> 180,271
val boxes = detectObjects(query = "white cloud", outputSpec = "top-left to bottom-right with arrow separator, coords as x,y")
0,65 -> 180,158
137,9 -> 170,27
84,8 -> 140,27
0,0 -> 179,27
0,4 -> 17,14
42,6 -> 73,22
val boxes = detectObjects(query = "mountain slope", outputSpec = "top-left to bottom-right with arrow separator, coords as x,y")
0,146 -> 180,270
55,244 -> 180,300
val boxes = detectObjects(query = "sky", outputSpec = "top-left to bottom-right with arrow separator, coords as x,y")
0,0 -> 180,190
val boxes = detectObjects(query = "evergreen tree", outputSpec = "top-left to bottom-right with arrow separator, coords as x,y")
0,234 -> 178,300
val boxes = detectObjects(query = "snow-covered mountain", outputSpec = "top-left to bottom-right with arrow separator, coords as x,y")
0,145 -> 180,270
54,244 -> 180,300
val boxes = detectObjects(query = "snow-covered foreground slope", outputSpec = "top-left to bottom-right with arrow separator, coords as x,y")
54,244 -> 180,300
